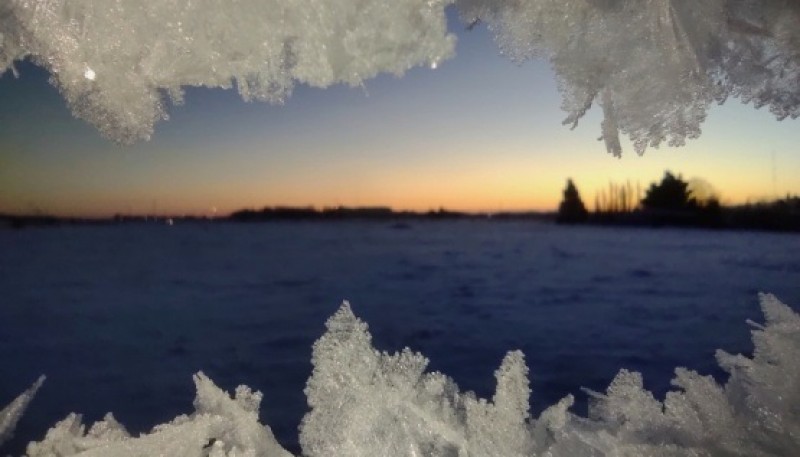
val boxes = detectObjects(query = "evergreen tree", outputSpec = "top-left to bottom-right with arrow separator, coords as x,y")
557,179 -> 589,223
641,171 -> 694,211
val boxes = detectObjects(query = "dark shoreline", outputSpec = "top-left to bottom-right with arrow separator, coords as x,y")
0,207 -> 555,229
2,200 -> 799,232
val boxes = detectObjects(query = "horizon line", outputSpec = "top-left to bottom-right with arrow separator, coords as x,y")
0,205 -> 558,220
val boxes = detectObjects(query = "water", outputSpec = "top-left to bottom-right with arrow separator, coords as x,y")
1,221 -> 798,454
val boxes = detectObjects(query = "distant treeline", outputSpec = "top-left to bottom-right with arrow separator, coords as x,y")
0,214 -> 62,229
1,207 -> 555,229
0,214 -> 210,229
558,172 -> 800,232
228,206 -> 552,222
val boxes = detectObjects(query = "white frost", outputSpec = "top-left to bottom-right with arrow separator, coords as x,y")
1,1 -> 797,152
457,0 -> 800,156
2,293 -> 799,456
299,302 -> 537,456
0,376 -> 44,447
0,0 -> 455,144
25,372 -> 291,457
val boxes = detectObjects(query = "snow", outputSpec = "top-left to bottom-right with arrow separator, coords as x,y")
1,222 -> 799,456
1,1 -> 798,153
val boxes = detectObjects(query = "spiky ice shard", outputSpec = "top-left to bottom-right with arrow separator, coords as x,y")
2,293 -> 799,456
0,376 -> 44,447
0,0 -> 455,144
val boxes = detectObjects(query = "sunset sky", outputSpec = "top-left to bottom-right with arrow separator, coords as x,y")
1,15 -> 799,218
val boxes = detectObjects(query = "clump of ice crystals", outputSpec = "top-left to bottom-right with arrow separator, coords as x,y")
457,0 -> 800,156
24,373 -> 292,457
1,293 -> 798,456
0,0 -> 455,144
2,2 -> 798,153
300,302 -> 535,456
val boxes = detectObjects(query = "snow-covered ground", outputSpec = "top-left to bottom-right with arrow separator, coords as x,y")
1,221 -> 798,455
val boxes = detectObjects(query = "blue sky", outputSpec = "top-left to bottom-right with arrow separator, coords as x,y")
1,12 -> 798,217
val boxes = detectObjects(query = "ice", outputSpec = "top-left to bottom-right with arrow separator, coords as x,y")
299,302 -> 535,456
462,351 -> 533,456
2,2 -> 798,151
0,376 -> 44,447
299,301 -> 469,456
2,293 -> 799,456
25,373 -> 291,457
0,0 -> 455,144
457,0 -> 800,156
571,293 -> 800,456
715,293 -> 800,454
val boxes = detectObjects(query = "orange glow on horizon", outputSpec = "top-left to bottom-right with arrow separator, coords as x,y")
2,173 -> 794,219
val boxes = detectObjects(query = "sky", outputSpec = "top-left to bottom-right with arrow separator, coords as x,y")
1,12 -> 799,218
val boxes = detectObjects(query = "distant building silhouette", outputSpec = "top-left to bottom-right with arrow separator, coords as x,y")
557,179 -> 589,224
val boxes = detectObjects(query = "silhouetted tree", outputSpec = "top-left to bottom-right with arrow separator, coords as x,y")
557,179 -> 589,223
641,171 -> 694,211
594,180 -> 641,214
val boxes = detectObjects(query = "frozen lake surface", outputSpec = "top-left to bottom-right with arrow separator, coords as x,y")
1,221 -> 798,454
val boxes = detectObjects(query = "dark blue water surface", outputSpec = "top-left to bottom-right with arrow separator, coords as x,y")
1,221 -> 799,454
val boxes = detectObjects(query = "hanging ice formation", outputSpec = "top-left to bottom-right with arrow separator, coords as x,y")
0,0 -> 456,144
456,0 -> 800,156
2,293 -> 798,456
1,1 -> 798,155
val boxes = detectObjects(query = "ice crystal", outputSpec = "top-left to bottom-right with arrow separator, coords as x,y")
1,294 -> 798,456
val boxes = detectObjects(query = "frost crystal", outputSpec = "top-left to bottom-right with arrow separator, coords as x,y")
25,372 -> 291,457
458,0 -> 724,156
0,376 -> 44,447
299,301 -> 537,457
2,1 -> 797,151
0,0 -> 455,144
576,293 -> 800,456
458,0 -> 800,156
2,294 -> 799,456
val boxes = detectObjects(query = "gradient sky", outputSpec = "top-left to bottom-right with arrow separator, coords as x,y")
1,13 -> 799,218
